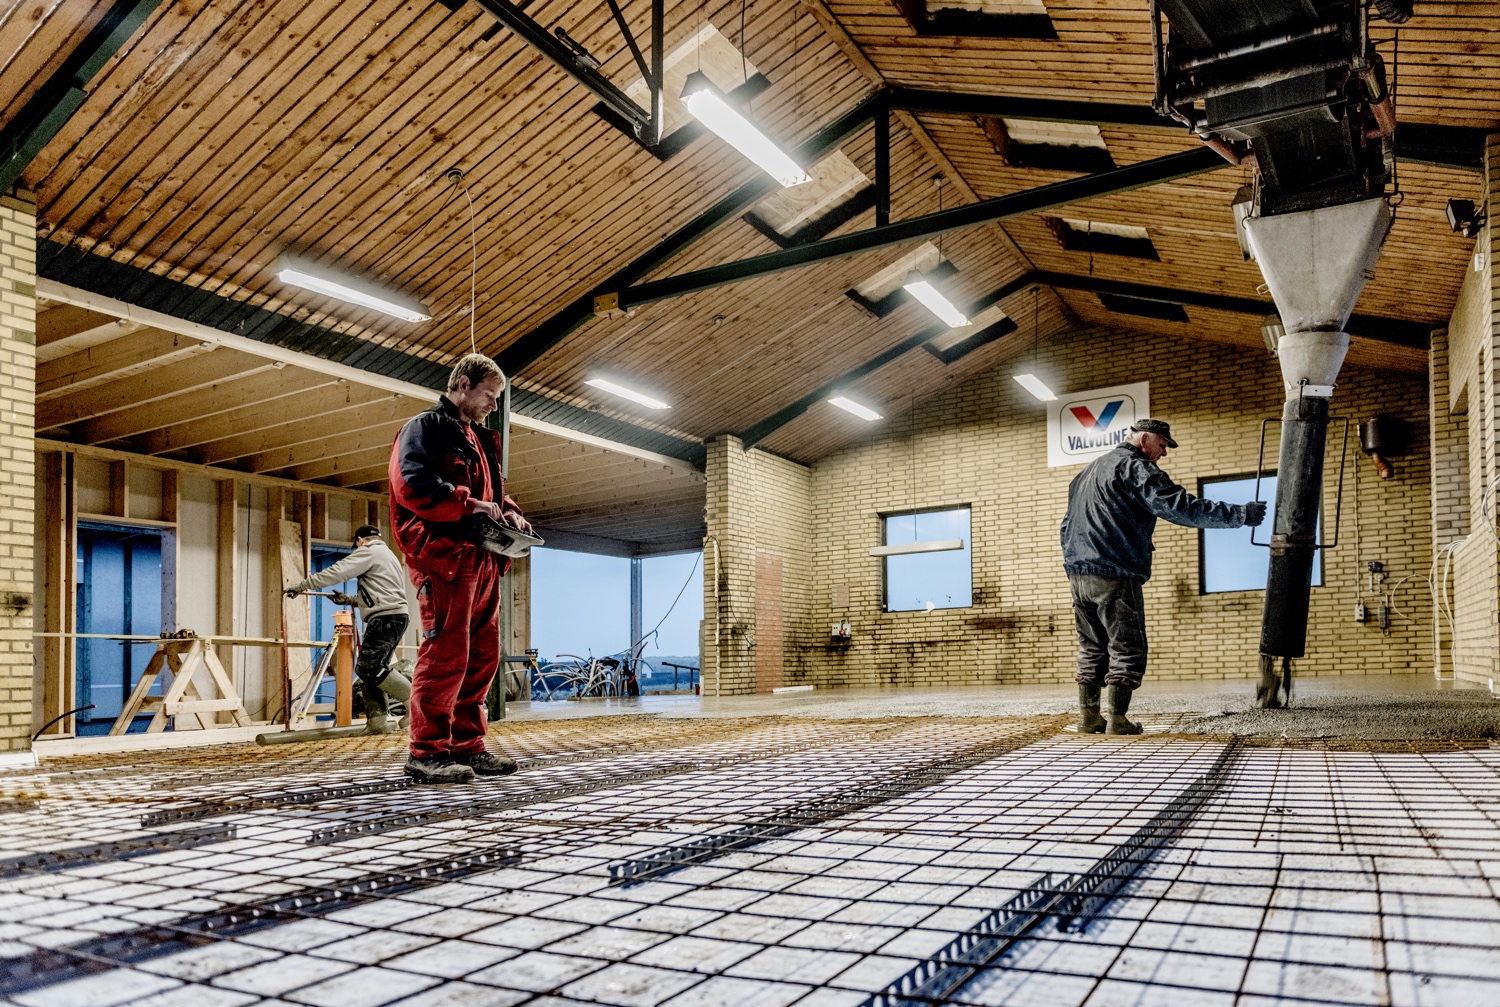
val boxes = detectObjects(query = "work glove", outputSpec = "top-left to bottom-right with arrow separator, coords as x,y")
330,591 -> 358,607
1243,501 -> 1268,527
284,587 -> 300,599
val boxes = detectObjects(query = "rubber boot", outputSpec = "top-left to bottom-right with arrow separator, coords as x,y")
1077,683 -> 1105,734
379,669 -> 412,732
1105,683 -> 1143,735
362,682 -> 398,735
380,668 -> 412,703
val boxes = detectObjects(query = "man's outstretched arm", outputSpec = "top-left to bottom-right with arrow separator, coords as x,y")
1137,469 -> 1261,529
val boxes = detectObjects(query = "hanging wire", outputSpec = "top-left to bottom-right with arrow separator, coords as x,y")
740,0 -> 748,88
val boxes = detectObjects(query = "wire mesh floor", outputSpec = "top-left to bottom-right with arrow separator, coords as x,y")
1,709 -> 1498,1007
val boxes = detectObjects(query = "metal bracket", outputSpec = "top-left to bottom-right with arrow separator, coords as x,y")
1251,415 -> 1350,550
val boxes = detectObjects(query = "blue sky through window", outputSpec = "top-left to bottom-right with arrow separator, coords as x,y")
530,548 -> 703,661
884,508 -> 972,612
1202,476 -> 1322,593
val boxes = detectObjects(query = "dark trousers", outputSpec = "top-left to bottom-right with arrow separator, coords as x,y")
408,550 -> 500,760
358,613 -> 408,714
1069,574 -> 1148,688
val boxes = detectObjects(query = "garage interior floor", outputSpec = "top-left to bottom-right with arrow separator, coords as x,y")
3,678 -> 1499,1007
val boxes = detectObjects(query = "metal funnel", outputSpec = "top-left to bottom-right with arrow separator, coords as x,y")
1243,197 -> 1393,395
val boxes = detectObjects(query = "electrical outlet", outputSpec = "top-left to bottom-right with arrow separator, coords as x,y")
1354,603 -> 1366,623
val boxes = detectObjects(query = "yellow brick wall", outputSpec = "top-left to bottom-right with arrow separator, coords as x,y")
801,324 -> 1434,689
0,190 -> 35,749
1444,134 -> 1500,690
703,436 -> 815,695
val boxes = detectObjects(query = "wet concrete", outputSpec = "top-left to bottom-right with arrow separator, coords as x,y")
1180,690 -> 1500,741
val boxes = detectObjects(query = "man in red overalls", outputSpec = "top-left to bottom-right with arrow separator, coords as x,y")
388,354 -> 531,783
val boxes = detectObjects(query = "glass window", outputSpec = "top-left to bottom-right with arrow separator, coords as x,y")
883,508 -> 973,612
1201,476 -> 1322,594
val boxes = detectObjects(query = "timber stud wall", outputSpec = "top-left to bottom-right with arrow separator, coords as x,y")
706,325 -> 1435,693
0,189 -> 35,750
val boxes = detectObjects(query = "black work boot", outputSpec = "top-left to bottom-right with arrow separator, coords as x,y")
1105,684 -> 1143,735
404,756 -> 475,784
1077,683 -> 1105,734
452,750 -> 518,777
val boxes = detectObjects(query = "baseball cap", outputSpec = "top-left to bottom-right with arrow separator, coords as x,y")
1131,418 -> 1178,449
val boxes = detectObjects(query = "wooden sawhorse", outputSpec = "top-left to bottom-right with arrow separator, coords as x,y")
109,636 -> 252,735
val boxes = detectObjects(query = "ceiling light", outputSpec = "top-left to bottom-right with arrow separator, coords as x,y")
868,539 -> 964,557
585,378 -> 670,410
1013,373 -> 1057,401
681,71 -> 810,188
903,272 -> 969,328
275,256 -> 430,322
829,396 -> 882,421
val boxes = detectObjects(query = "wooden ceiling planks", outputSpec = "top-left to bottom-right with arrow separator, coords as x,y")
15,0 -> 1494,489
29,0 -> 877,377
0,0 -> 115,125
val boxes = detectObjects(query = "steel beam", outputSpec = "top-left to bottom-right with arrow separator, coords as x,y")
1036,271 -> 1431,348
889,86 -> 1180,130
0,0 -> 165,192
470,0 -> 650,133
609,147 -> 1226,308
740,274 -> 1037,448
738,269 -> 1429,448
496,91 -> 888,375
887,87 -> 1485,172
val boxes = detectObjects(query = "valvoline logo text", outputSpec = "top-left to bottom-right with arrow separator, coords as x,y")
1059,392 -> 1140,457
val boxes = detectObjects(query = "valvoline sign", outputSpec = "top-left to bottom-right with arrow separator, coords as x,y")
1046,381 -> 1150,467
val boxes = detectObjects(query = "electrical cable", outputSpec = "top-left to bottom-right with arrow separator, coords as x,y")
631,552 -> 702,651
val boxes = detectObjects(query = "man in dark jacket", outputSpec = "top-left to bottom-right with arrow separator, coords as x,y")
389,354 -> 531,783
1060,418 -> 1266,735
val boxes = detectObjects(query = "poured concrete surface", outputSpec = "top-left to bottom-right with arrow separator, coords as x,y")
5,680 -> 1500,1007
1181,690 -> 1500,740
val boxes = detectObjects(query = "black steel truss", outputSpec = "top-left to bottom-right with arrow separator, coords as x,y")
606,147 -> 1227,308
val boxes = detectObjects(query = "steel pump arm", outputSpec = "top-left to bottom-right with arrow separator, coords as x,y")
470,0 -> 664,144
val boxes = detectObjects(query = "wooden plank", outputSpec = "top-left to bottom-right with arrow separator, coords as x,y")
276,514 -> 312,716
71,366 -> 325,444
35,330 -> 212,399
215,478 -> 238,685
36,349 -> 271,429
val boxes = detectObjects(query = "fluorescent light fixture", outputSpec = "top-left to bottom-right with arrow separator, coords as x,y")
585,377 -> 670,410
829,396 -> 882,421
1013,373 -> 1057,401
869,539 -> 964,557
681,71 -> 810,187
903,271 -> 969,328
275,256 -> 430,322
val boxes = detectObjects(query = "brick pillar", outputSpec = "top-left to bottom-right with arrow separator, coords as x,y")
703,436 -> 757,695
0,189 -> 36,751
1428,327 -> 1469,677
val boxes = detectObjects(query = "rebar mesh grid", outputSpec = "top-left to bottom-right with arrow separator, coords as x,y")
0,712 -> 1497,1007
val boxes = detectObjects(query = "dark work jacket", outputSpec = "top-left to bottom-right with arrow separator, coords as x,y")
388,396 -> 524,580
1060,443 -> 1245,582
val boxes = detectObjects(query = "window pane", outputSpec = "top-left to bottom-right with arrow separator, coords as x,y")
531,548 -> 630,659
884,508 -> 973,611
1201,477 -> 1322,593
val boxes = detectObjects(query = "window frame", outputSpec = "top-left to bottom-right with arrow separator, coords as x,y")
1197,472 -> 1323,595
879,504 -> 975,614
